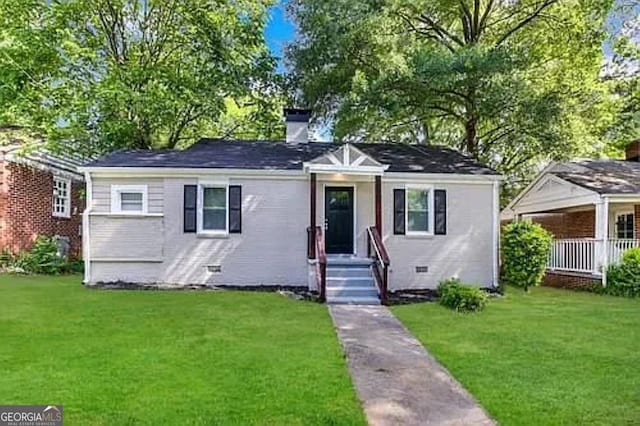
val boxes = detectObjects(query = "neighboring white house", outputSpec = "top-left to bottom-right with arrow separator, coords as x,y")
502,141 -> 640,288
79,109 -> 501,304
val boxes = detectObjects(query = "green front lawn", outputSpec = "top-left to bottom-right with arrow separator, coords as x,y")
393,287 -> 640,425
0,275 -> 365,425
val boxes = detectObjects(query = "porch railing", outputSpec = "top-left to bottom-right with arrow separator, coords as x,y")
548,238 -> 596,273
608,239 -> 640,265
547,238 -> 640,274
367,226 -> 389,305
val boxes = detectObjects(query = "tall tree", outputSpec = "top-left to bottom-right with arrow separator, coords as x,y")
605,0 -> 640,152
0,0 -> 281,155
288,0 -> 616,198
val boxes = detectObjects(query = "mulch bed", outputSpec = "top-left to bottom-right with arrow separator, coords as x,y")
86,282 -> 499,305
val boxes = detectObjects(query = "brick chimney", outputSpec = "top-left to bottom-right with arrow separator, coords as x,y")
626,139 -> 640,161
284,108 -> 311,144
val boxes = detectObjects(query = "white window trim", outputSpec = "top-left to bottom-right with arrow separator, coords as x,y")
405,184 -> 435,236
110,185 -> 148,215
197,182 -> 229,236
53,177 -> 71,219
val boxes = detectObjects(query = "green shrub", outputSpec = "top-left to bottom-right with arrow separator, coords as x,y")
64,259 -> 85,274
437,278 -> 488,312
501,221 -> 553,291
603,248 -> 640,297
12,236 -> 68,275
0,248 -> 13,268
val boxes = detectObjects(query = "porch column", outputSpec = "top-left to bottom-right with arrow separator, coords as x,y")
310,173 -> 317,259
594,197 -> 609,284
375,175 -> 382,234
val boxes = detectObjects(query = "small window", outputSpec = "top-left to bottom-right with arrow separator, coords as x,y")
120,192 -> 144,212
406,187 -> 433,234
198,185 -> 228,234
616,213 -> 634,239
53,177 -> 71,218
111,185 -> 148,214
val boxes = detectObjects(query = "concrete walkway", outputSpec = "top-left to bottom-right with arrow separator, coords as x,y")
329,305 -> 494,426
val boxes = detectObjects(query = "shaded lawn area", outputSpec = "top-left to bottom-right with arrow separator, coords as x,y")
0,275 -> 365,425
393,286 -> 640,426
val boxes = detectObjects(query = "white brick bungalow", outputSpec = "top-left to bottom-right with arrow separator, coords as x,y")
80,109 -> 501,304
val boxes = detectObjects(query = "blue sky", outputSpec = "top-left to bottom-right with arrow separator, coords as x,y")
264,3 -> 296,72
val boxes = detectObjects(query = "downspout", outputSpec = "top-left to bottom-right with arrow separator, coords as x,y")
82,171 -> 93,284
492,180 -> 500,288
602,195 -> 609,287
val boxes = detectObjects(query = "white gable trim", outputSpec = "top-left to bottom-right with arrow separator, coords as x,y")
502,171 -> 600,219
503,163 -> 557,213
303,143 -> 388,175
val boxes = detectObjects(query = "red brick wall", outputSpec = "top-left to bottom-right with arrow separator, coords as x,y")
0,162 -> 84,258
543,271 -> 601,292
529,210 -> 595,238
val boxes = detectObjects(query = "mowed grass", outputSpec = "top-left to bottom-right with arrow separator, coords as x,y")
0,275 -> 365,425
393,287 -> 640,425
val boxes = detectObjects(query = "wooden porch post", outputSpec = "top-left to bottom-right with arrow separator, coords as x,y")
310,173 -> 317,259
375,175 -> 382,234
595,198 -> 609,285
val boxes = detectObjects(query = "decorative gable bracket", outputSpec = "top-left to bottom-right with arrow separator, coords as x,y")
303,144 -> 388,176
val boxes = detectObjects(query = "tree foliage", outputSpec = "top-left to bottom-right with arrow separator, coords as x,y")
287,0 -> 617,199
605,1 -> 640,152
0,0 -> 282,155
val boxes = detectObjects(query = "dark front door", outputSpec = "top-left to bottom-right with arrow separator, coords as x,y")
325,187 -> 354,254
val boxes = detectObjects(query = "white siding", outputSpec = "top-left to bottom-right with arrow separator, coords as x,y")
90,216 -> 164,260
92,178 -> 164,214
511,174 -> 596,215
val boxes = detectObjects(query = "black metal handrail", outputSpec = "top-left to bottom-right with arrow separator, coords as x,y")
367,226 -> 389,305
307,225 -> 327,302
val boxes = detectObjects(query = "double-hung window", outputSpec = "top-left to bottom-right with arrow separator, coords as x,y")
111,185 -> 148,214
406,186 -> 433,235
53,177 -> 71,218
616,213 -> 635,239
198,184 -> 228,234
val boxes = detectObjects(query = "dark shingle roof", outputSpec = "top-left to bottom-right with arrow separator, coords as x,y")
85,139 -> 497,175
553,160 -> 640,194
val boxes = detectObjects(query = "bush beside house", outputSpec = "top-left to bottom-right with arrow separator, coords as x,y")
1,236 -> 83,275
501,221 -> 553,292
603,248 -> 640,297
437,278 -> 488,312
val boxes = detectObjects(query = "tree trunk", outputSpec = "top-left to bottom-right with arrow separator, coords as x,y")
464,114 -> 478,157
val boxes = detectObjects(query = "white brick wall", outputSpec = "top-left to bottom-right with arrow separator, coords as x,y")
382,182 -> 494,289
87,174 -> 496,289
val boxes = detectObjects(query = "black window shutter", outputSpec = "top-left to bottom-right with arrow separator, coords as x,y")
183,185 -> 197,233
229,185 -> 242,233
434,189 -> 447,235
393,189 -> 405,235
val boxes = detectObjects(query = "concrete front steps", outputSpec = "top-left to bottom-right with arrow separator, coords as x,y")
325,256 -> 380,305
